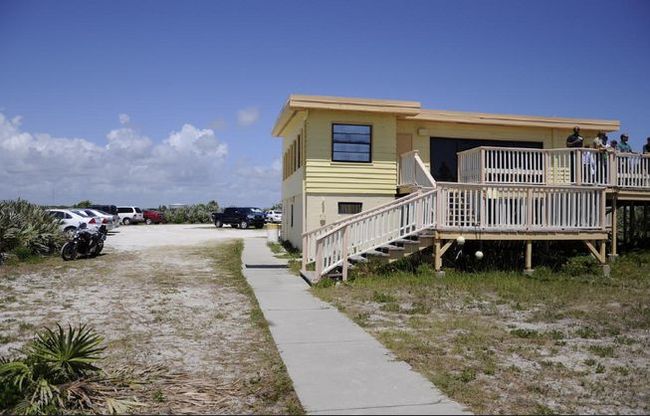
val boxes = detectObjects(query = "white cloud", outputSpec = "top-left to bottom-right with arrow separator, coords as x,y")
118,113 -> 130,125
0,112 -> 283,208
237,107 -> 260,127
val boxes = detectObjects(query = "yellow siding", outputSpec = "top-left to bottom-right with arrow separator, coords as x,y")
305,110 -> 397,194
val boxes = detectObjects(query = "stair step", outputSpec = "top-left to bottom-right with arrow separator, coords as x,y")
391,240 -> 420,254
348,255 -> 368,264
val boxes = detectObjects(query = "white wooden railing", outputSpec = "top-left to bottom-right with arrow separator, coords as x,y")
436,182 -> 605,231
457,147 -> 650,189
310,183 -> 606,280
314,188 -> 438,277
617,153 -> 650,188
399,150 -> 436,188
301,191 -> 428,266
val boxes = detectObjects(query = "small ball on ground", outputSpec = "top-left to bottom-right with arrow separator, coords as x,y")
475,250 -> 484,260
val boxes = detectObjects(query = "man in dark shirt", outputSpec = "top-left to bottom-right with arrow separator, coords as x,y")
566,126 -> 584,148
643,137 -> 650,154
566,126 -> 583,183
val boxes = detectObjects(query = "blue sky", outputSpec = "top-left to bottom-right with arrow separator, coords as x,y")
1,0 -> 649,207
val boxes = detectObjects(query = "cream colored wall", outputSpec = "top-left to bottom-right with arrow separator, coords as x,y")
280,111 -> 306,249
304,193 -> 394,234
281,194 -> 304,250
304,110 -> 398,195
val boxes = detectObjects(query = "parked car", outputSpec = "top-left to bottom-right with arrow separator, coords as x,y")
117,206 -> 144,225
46,209 -> 100,236
143,210 -> 165,225
211,207 -> 265,229
90,204 -> 118,216
89,204 -> 120,225
79,209 -> 118,231
265,209 -> 282,223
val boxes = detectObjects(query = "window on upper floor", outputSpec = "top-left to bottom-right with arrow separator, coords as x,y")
332,124 -> 372,163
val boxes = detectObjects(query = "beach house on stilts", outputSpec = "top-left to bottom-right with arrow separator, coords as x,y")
272,95 -> 649,283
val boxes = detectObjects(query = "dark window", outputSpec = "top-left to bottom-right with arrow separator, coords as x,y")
135,207 -> 142,213
290,204 -> 294,227
64,213 -> 72,219
429,137 -> 544,182
332,124 -> 371,162
338,202 -> 363,215
117,207 -> 132,214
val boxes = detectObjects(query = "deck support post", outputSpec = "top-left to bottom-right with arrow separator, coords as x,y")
434,239 -> 445,277
524,240 -> 533,275
610,196 -> 618,260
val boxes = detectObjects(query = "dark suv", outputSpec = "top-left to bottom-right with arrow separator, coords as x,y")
211,207 -> 265,229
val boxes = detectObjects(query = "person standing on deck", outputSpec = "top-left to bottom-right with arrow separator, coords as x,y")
566,126 -> 584,148
592,131 -> 607,149
618,134 -> 633,153
566,127 -> 584,183
643,137 -> 650,154
593,132 -> 609,183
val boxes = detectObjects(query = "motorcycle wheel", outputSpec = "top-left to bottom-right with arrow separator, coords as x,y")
61,242 -> 77,261
90,241 -> 104,257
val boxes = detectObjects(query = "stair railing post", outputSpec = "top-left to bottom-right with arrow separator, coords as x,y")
315,238 -> 323,280
341,225 -> 350,281
301,234 -> 308,272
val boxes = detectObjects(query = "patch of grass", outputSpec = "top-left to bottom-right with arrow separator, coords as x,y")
510,328 -> 540,339
152,389 -> 165,403
575,326 -> 600,339
379,302 -> 400,313
207,241 -> 303,415
311,249 -> 650,414
588,345 -> 615,358
372,291 -> 396,303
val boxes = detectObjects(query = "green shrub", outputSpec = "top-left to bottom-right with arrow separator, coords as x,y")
0,324 -> 106,414
0,199 -> 64,259
158,201 -> 220,224
560,255 -> 599,277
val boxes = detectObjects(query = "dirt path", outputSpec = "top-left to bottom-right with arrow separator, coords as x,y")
0,226 -> 300,414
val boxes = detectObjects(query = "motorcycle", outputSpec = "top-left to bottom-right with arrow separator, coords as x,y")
61,223 -> 108,261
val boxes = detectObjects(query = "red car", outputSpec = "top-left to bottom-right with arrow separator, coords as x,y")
143,210 -> 165,225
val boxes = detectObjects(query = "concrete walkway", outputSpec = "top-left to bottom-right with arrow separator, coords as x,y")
241,237 -> 470,415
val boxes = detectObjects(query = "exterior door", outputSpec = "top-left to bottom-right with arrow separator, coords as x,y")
396,133 -> 413,161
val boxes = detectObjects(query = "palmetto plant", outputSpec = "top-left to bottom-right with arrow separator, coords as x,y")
0,199 -> 64,258
0,324 -> 110,415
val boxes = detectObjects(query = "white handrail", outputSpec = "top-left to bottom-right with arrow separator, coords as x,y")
399,150 -> 436,188
315,188 -> 438,277
301,190 -> 426,266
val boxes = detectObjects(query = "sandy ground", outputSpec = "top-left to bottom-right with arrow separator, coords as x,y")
106,223 -> 265,251
0,224 -> 296,414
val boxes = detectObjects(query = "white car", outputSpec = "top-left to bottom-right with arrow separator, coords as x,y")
46,209 -> 100,236
79,208 -> 118,231
117,206 -> 144,225
265,210 -> 282,223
